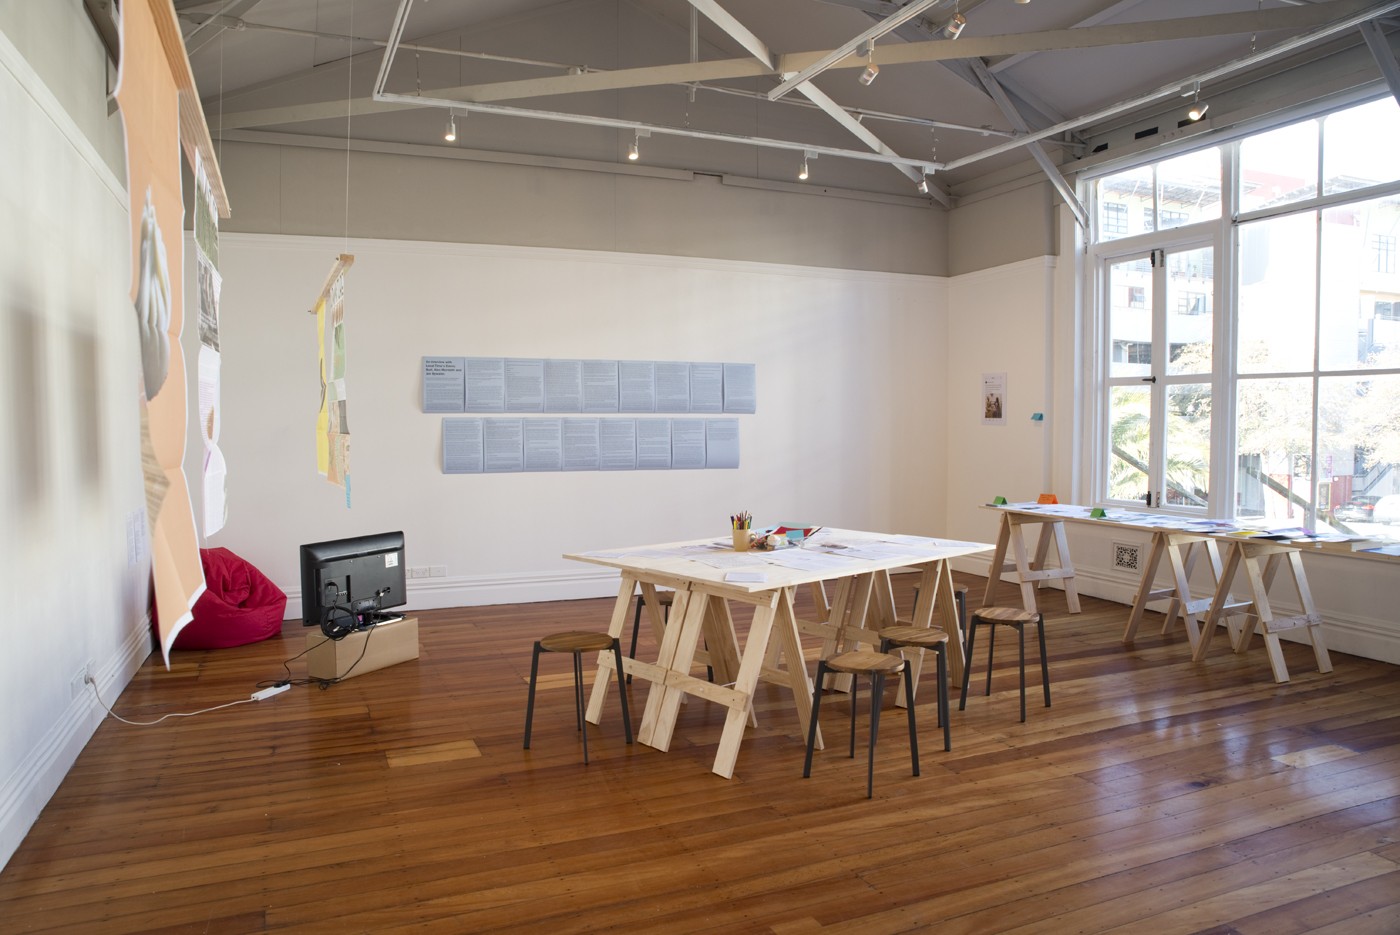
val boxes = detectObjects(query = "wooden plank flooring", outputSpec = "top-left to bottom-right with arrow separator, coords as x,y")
3,575 -> 1399,934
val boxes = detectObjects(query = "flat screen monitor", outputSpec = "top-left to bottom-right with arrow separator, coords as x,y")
299,531 -> 407,633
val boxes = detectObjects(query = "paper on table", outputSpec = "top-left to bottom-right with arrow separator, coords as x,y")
725,571 -> 768,582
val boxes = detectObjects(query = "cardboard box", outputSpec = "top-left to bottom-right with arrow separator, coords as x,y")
306,616 -> 419,681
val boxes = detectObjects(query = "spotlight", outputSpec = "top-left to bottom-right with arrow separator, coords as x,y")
798,158 -> 808,181
444,114 -> 457,142
941,13 -> 965,39
628,131 -> 639,161
917,178 -> 930,195
1182,80 -> 1209,121
859,62 -> 879,85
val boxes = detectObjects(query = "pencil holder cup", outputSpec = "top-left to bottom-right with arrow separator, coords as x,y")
732,529 -> 752,551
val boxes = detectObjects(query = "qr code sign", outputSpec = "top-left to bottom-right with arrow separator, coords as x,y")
1113,543 -> 1141,572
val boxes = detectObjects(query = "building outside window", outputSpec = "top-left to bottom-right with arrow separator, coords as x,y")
1088,96 -> 1400,539
1375,233 -> 1397,274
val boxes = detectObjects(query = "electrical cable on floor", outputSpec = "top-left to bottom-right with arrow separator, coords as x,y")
86,676 -> 266,726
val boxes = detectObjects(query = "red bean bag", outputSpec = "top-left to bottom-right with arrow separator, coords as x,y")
173,547 -> 288,650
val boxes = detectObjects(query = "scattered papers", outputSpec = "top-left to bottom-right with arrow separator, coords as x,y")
725,571 -> 768,583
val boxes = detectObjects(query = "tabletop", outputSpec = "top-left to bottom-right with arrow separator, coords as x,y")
565,528 -> 993,592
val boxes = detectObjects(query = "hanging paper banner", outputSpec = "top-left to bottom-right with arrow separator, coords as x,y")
116,0 -> 209,662
194,152 -> 227,535
311,254 -> 355,506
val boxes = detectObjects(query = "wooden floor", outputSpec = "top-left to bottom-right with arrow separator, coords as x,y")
4,575 -> 1400,934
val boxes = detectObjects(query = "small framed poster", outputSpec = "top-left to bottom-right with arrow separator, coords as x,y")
982,372 -> 1006,425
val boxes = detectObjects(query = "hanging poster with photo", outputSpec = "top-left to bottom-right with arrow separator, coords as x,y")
982,372 -> 1007,425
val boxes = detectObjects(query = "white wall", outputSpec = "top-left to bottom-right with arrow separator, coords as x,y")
944,202 -> 1400,664
203,233 -> 948,618
0,11 -> 153,868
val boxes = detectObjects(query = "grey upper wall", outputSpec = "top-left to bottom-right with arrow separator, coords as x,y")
947,180 -> 1058,278
0,0 -> 125,178
214,136 -> 957,276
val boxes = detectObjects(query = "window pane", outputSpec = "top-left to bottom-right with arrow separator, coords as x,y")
1320,194 -> 1400,370
1317,375 -> 1400,541
1108,386 -> 1151,502
1239,119 -> 1317,213
1238,213 -> 1316,373
1165,384 -> 1210,509
1157,148 -> 1221,228
1098,165 -> 1152,242
1235,377 -> 1314,521
1323,97 -> 1400,195
1109,257 -> 1153,377
1166,246 -> 1213,375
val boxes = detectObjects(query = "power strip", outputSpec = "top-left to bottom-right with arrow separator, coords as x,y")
251,684 -> 291,702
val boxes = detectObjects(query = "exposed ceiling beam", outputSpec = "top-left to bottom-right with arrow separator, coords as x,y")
684,0 -> 937,196
1359,18 -> 1400,102
969,59 -> 1087,228
685,0 -> 775,69
182,0 -> 263,56
939,0 -> 1400,172
986,0 -> 1144,73
767,0 -> 946,100
392,1 -> 1382,105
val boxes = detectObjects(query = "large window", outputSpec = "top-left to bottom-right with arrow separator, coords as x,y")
1090,96 -> 1400,541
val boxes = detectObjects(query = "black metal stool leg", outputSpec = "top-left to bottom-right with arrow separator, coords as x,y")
803,660 -> 829,778
936,642 -> 950,752
1037,613 -> 1052,708
1017,623 -> 1027,724
959,621 -> 977,711
902,665 -> 920,777
572,650 -> 590,763
523,641 -> 543,749
627,596 -> 643,684
985,624 -> 997,697
611,637 -> 634,744
867,672 -> 884,799
848,670 -> 859,759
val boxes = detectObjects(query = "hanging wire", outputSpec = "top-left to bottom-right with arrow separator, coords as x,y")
345,0 -> 353,253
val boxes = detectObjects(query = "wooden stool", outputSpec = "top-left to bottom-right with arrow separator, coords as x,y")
628,590 -> 714,685
959,607 -> 1051,723
911,584 -> 968,634
524,631 -> 632,764
803,651 -> 919,799
877,626 -> 951,752
627,590 -> 673,684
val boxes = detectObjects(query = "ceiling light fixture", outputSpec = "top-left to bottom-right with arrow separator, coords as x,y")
444,113 -> 457,142
628,130 -> 640,160
941,13 -> 966,40
917,177 -> 930,195
799,150 -> 816,181
1183,80 -> 1209,121
859,40 -> 878,86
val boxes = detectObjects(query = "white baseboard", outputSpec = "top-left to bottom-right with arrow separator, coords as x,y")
0,615 -> 153,870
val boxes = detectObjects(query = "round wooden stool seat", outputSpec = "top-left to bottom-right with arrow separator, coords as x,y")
539,630 -> 617,654
525,630 -> 632,764
804,651 -> 918,798
878,625 -> 951,649
824,650 -> 906,676
972,606 -> 1038,625
961,606 -> 1051,723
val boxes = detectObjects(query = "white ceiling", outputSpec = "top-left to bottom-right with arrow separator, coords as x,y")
175,0 -> 1400,200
